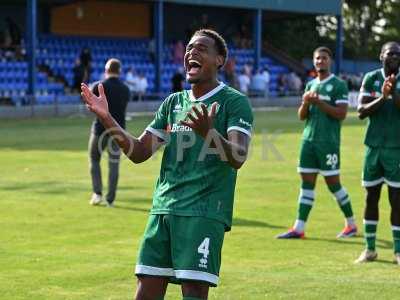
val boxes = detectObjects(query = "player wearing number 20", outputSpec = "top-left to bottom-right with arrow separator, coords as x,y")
277,47 -> 357,239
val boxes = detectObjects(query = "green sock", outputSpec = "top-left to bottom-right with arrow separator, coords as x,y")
392,226 -> 400,254
183,297 -> 204,300
364,219 -> 378,251
328,183 -> 354,219
296,181 -> 315,223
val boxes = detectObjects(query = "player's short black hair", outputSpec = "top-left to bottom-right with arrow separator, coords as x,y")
381,41 -> 400,53
192,29 -> 228,68
313,46 -> 333,58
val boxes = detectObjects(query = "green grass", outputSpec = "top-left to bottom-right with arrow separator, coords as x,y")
0,109 -> 398,300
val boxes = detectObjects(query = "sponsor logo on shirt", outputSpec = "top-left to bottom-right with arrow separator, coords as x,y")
374,80 -> 380,87
239,118 -> 252,128
326,84 -> 333,92
173,103 -> 183,113
170,123 -> 192,132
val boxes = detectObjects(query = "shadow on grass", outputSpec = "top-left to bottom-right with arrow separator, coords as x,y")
113,205 -> 150,213
117,197 -> 152,205
233,217 -> 286,229
375,258 -> 396,265
118,185 -> 148,191
305,237 -> 393,249
0,181 -> 87,194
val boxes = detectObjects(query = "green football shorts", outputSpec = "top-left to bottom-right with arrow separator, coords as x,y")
135,214 -> 225,286
362,146 -> 400,188
298,140 -> 340,176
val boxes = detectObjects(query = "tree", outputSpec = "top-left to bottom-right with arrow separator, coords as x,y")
317,0 -> 400,59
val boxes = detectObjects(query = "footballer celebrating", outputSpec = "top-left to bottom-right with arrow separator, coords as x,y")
277,47 -> 357,239
81,29 -> 253,300
355,42 -> 400,264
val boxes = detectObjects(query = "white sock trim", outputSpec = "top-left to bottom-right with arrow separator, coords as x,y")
299,199 -> 313,206
364,232 -> 376,238
363,219 -> 378,225
334,188 -> 347,200
300,188 -> 315,199
294,219 -> 305,232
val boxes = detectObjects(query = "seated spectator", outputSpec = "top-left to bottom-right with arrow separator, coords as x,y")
125,67 -> 139,98
278,73 -> 289,96
136,72 -> 148,101
238,69 -> 251,95
173,40 -> 185,65
262,67 -> 270,96
250,68 -> 268,97
287,71 -> 302,95
250,69 -> 269,97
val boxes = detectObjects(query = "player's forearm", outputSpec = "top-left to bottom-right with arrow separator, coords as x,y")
315,101 -> 346,120
357,96 -> 385,119
98,114 -> 152,164
298,103 -> 309,120
208,129 -> 248,169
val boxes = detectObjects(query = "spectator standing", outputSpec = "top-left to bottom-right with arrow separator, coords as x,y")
5,17 -> 21,46
171,67 -> 185,93
80,47 -> 92,83
72,58 -> 85,93
148,39 -> 155,64
88,58 -> 130,207
223,56 -> 237,89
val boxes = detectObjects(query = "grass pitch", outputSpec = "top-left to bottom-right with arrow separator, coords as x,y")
0,109 -> 398,300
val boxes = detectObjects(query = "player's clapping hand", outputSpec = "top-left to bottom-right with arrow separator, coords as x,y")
81,83 -> 110,119
303,91 -> 319,104
382,74 -> 396,99
180,102 -> 218,139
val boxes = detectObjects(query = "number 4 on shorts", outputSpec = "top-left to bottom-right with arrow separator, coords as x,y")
198,237 -> 210,258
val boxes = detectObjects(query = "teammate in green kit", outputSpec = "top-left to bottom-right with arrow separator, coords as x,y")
277,47 -> 357,239
355,42 -> 400,265
81,29 -> 253,300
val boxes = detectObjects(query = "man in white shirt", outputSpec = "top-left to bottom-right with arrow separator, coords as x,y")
136,72 -> 148,101
238,69 -> 250,94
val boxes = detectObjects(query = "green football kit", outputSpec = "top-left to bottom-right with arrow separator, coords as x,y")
360,68 -> 400,188
135,82 -> 253,286
298,74 -> 349,176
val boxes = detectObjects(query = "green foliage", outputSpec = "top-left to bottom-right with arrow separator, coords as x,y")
264,16 -> 334,60
317,0 -> 400,59
1,111 -> 399,299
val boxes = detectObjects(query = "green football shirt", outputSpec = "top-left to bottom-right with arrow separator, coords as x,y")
302,74 -> 349,145
146,82 -> 253,230
360,68 -> 400,148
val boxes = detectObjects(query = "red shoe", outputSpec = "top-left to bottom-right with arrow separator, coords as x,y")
276,228 -> 305,239
337,225 -> 357,238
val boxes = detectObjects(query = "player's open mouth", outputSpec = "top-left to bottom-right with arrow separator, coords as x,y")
187,59 -> 202,76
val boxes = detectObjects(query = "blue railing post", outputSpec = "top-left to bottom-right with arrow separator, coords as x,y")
27,0 -> 37,100
253,9 -> 262,72
335,15 -> 343,75
154,0 -> 164,96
